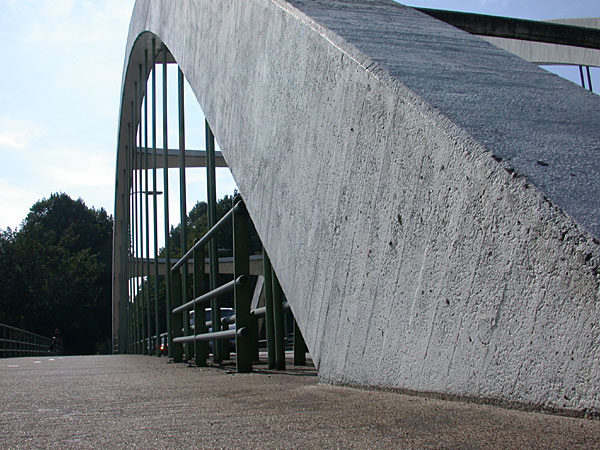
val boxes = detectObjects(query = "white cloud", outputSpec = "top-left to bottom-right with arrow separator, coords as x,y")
478,0 -> 509,7
37,147 -> 114,188
0,179 -> 39,230
0,116 -> 45,150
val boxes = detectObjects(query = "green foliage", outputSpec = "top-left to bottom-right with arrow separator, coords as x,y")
0,193 -> 113,355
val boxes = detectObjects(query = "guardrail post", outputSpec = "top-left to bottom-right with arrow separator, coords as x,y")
4,327 -> 7,357
271,270 -> 286,370
233,199 -> 252,373
171,269 -> 184,363
8,328 -> 13,357
193,242 -> 208,366
293,318 -> 307,366
262,251 -> 276,369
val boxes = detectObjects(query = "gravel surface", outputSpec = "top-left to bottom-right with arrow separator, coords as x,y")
1,355 -> 599,449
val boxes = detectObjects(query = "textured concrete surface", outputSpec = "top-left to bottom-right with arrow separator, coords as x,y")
3,355 -> 600,449
114,0 -> 600,413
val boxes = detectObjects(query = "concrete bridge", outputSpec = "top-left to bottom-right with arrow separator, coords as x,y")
112,0 -> 600,417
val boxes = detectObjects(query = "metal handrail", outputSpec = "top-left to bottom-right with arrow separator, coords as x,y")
219,301 -> 291,326
173,327 -> 248,344
0,323 -> 54,358
172,275 -> 247,314
171,201 -> 243,272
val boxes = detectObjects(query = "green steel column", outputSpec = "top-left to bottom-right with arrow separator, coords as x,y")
171,270 -> 184,363
271,270 -> 286,370
127,125 -> 131,353
128,119 -> 135,354
120,188 -> 127,353
193,242 -> 208,366
144,50 -> 152,355
293,318 -> 307,366
151,39 -> 160,357
133,86 -> 141,354
137,66 -> 146,355
233,199 -> 252,373
162,45 -> 173,358
262,251 -> 276,369
125,139 -> 132,353
177,67 -> 191,361
205,121 -> 222,362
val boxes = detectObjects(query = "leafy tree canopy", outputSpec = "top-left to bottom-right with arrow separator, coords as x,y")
0,193 -> 113,355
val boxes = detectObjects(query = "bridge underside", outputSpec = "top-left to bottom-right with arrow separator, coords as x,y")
114,0 -> 600,414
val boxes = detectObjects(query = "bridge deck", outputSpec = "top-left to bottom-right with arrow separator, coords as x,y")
1,355 -> 599,449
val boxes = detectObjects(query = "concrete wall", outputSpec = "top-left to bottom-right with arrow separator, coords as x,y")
116,0 -> 600,413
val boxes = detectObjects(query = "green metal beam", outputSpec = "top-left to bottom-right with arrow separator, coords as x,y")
151,39 -> 160,357
193,242 -> 208,366
144,51 -> 152,355
233,199 -> 252,373
178,67 -> 191,361
262,251 -> 276,369
163,44 -> 173,358
205,121 -> 222,362
271,270 -> 286,370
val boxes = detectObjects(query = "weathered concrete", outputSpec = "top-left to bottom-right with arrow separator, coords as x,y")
114,0 -> 600,413
3,355 -> 600,449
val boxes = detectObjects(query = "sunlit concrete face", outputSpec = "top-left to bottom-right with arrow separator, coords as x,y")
116,0 -> 600,413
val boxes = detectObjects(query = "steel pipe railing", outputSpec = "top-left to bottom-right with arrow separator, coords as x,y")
0,323 -> 54,358
171,203 -> 240,272
172,276 -> 247,315
173,327 -> 248,344
170,198 -> 254,372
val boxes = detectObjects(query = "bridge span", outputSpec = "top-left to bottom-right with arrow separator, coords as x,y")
112,0 -> 600,415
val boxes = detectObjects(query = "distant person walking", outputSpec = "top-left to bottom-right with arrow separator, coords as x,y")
50,329 -> 64,355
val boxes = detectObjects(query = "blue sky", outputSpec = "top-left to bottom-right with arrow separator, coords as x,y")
0,0 -> 598,232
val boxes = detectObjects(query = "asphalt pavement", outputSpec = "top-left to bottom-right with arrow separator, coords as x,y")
1,354 -> 599,449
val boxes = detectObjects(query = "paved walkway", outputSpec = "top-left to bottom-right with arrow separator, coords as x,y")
1,355 -> 600,449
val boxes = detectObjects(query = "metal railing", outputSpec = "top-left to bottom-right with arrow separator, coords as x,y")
170,197 -> 256,371
0,323 -> 54,358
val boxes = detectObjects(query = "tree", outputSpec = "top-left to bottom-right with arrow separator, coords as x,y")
0,193 -> 113,355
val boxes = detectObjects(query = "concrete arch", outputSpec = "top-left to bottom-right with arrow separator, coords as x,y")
114,0 -> 600,414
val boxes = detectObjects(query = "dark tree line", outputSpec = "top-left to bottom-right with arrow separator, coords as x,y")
0,192 -> 261,355
0,193 -> 113,355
